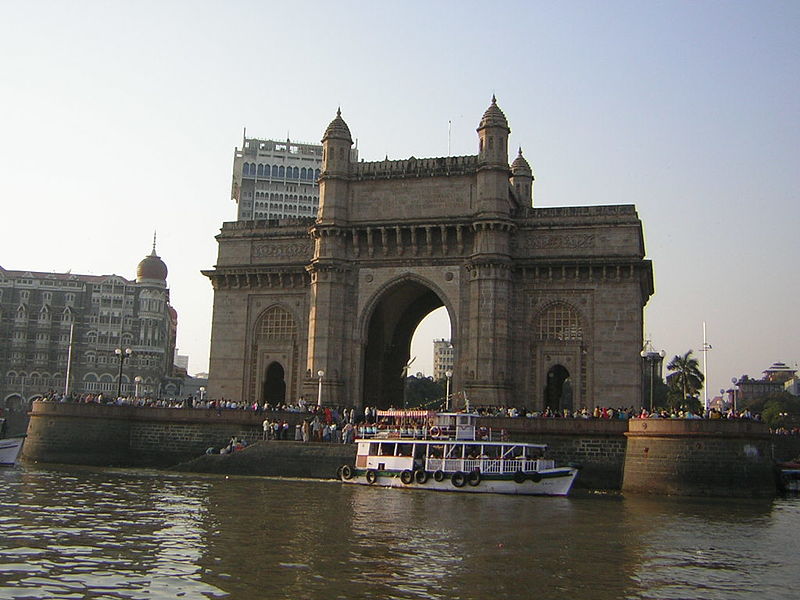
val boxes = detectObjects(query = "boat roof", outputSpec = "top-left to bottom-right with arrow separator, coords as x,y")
376,409 -> 437,418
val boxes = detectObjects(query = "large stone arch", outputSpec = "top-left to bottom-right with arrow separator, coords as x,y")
358,274 -> 456,409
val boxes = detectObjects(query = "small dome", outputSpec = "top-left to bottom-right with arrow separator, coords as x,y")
322,107 -> 352,143
511,147 -> 532,176
137,242 -> 168,282
478,95 -> 510,132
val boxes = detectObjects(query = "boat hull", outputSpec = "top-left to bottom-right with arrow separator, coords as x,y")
341,467 -> 578,496
0,437 -> 24,466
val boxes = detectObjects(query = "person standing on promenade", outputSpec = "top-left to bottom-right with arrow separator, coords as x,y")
262,417 -> 270,440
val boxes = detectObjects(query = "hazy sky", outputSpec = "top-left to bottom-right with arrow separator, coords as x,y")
1,1 -> 797,400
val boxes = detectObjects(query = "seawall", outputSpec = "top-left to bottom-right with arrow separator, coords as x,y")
23,402 -> 779,496
622,419 -> 775,498
23,401 -> 310,467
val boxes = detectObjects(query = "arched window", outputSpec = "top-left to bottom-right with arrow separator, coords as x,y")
314,168 -> 320,180
292,167 -> 299,179
257,164 -> 264,177
300,167 -> 307,179
272,165 -> 279,177
264,163 -> 271,177
278,166 -> 285,178
536,303 -> 583,341
256,306 -> 297,341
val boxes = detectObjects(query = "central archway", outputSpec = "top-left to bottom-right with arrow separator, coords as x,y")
361,278 -> 451,410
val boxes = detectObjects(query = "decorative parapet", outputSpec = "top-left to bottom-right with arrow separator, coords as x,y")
518,205 -> 640,225
353,155 -> 479,180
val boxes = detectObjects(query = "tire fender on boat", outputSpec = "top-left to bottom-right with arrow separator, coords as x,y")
530,471 -> 542,483
433,470 -> 445,482
451,471 -> 467,488
430,426 -> 441,438
415,469 -> 429,484
467,470 -> 481,486
513,470 -> 526,484
340,464 -> 353,480
366,469 -> 378,484
401,469 -> 414,485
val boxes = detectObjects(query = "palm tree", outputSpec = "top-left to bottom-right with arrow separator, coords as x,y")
666,350 -> 705,403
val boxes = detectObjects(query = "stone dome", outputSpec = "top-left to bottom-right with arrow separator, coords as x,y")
137,245 -> 168,282
322,107 -> 353,143
511,148 -> 532,176
478,95 -> 510,132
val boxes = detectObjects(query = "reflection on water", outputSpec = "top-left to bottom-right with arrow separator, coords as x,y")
0,465 -> 798,599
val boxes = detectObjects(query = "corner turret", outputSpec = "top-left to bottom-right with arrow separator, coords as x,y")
510,147 -> 534,206
321,108 -> 352,178
477,95 -> 510,168
318,108 -> 353,224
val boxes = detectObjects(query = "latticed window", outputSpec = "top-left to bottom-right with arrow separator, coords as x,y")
257,306 -> 296,341
536,303 -> 583,341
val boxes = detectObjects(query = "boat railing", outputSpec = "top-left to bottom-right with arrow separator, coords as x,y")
357,425 -> 505,441
425,457 -> 555,474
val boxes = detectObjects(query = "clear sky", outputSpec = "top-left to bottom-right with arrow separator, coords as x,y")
1,1 -> 797,400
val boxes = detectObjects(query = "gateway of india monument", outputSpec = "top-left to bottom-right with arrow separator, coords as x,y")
204,97 -> 654,411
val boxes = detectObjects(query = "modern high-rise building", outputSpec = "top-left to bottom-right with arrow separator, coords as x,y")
230,133 -> 358,221
0,242 -> 179,411
433,339 -> 454,382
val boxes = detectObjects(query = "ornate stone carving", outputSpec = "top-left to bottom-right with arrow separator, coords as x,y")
252,242 -> 312,259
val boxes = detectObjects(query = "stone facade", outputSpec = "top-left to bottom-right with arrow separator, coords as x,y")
204,99 -> 654,410
0,242 -> 179,410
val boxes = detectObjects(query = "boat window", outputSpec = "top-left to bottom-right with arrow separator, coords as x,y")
396,443 -> 413,457
378,443 -> 395,456
482,445 -> 500,459
444,444 -> 463,459
427,444 -> 444,458
369,443 -> 380,455
465,445 -> 481,459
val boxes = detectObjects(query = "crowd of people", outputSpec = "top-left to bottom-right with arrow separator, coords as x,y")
32,390 -> 798,439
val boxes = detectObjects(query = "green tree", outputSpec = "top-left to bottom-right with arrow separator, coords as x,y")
666,350 -> 705,407
404,375 -> 445,409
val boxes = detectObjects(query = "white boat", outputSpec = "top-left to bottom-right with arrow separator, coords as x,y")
0,436 -> 25,466
340,411 -> 579,495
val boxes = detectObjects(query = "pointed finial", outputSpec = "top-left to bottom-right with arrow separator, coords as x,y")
336,106 -> 341,117
491,93 -> 497,104
151,232 -> 157,256
518,147 -> 523,156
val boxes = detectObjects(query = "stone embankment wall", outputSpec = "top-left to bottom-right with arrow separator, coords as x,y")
772,436 -> 800,463
623,419 -> 775,498
23,402 -> 311,467
24,402 -> 779,497
477,417 -> 628,490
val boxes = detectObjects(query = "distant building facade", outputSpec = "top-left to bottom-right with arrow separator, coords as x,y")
205,99 -> 653,410
733,362 -> 797,407
0,243 -> 178,410
433,339 -> 454,381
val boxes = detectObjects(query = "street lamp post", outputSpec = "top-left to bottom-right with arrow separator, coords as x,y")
640,349 -> 665,412
199,386 -> 206,402
731,377 -> 738,413
114,347 -> 132,399
445,369 -> 453,411
317,370 -> 325,407
134,375 -> 142,398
